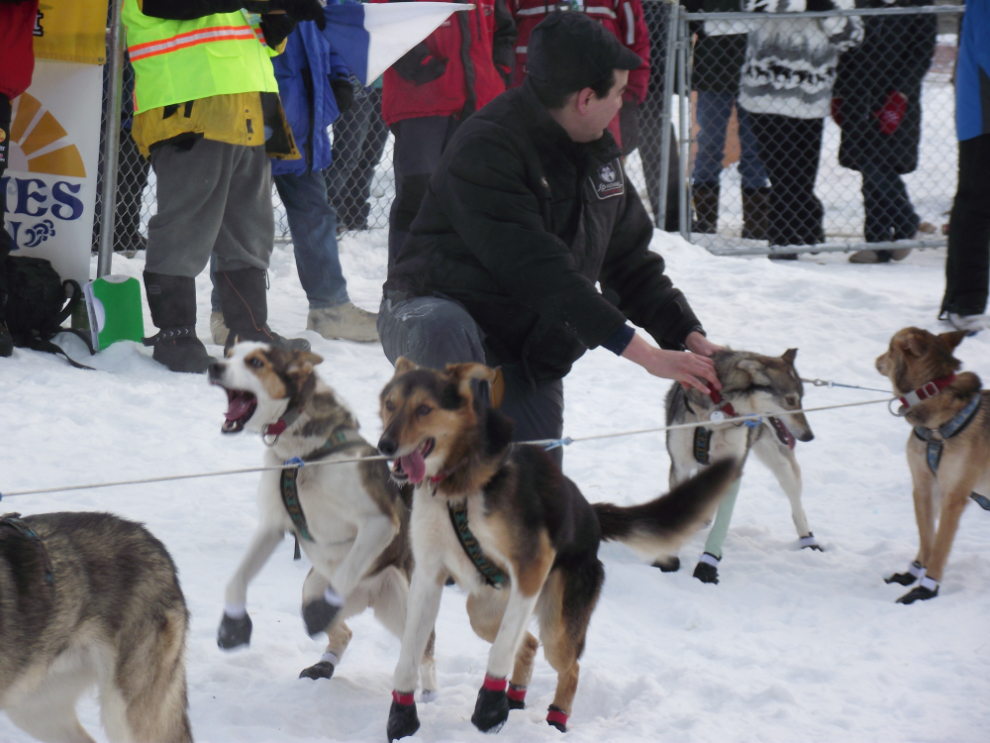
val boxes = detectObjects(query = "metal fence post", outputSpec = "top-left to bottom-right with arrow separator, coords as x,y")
656,0 -> 679,231
96,0 -> 124,279
676,6 -> 691,240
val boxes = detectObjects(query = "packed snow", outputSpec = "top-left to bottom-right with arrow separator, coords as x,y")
1,230 -> 988,742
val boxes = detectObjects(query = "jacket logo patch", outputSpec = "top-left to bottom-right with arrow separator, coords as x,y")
591,160 -> 624,200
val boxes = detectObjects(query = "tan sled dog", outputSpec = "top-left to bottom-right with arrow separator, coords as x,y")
876,327 -> 990,604
209,343 -> 436,692
0,512 -> 191,743
377,358 -> 737,741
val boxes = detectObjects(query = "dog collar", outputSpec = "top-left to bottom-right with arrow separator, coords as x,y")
262,406 -> 305,445
0,513 -> 55,587
707,390 -> 738,421
897,374 -> 957,412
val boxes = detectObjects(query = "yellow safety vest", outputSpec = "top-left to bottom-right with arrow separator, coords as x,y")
122,1 -> 279,114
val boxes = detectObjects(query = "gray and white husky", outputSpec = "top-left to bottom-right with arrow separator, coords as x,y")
0,511 -> 192,743
661,349 -> 818,583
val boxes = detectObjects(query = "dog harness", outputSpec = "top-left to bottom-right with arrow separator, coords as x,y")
912,394 -> 982,473
691,391 -> 763,465
447,500 -> 509,589
279,427 -> 368,542
0,513 -> 55,587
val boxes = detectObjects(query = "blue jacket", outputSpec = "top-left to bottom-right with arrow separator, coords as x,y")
957,0 -> 990,142
271,18 -> 351,175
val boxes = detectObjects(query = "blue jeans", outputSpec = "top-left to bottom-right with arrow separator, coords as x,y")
693,92 -> 767,190
211,168 -> 349,312
861,164 -> 920,244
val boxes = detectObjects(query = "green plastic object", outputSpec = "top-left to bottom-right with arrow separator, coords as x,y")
83,275 -> 145,351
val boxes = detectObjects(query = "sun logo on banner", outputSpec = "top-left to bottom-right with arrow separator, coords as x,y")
7,92 -> 86,177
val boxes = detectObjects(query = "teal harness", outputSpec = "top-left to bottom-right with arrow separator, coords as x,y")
447,500 -> 509,589
912,394 -> 982,474
279,427 -> 368,542
0,513 -> 55,586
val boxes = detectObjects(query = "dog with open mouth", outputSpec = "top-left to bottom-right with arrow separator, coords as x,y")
876,327 -> 990,604
663,348 -> 817,584
208,342 -> 437,693
377,358 -> 738,741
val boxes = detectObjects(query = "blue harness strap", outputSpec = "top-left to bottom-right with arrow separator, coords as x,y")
0,513 -> 55,586
913,395 -> 983,474
279,427 -> 368,543
447,500 -> 509,589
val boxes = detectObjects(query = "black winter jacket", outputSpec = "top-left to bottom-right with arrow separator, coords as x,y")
834,0 -> 936,175
384,79 -> 703,384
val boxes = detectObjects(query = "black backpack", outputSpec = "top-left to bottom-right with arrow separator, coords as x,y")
4,256 -> 94,368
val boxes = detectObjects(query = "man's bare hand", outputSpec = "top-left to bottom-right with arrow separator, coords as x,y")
621,333 -> 721,394
684,331 -> 723,357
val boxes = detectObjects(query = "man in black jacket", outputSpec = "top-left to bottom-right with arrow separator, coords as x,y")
378,12 -> 721,461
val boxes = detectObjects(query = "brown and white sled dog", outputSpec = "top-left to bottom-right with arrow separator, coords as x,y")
377,358 -> 737,741
663,349 -> 817,583
876,327 -> 990,604
0,512 -> 192,743
208,342 -> 437,692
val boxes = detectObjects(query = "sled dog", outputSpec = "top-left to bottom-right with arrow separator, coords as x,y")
876,327 -> 990,604
0,511 -> 192,743
377,358 -> 737,741
663,348 -> 817,583
209,343 -> 437,690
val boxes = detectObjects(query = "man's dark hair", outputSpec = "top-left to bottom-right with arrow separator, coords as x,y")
530,69 -> 617,111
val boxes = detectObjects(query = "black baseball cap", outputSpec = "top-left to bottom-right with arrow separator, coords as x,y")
527,11 -> 642,94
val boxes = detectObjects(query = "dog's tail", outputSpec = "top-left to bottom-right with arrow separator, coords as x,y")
593,458 -> 739,558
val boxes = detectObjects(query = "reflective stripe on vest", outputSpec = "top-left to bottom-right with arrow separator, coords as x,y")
122,0 -> 278,114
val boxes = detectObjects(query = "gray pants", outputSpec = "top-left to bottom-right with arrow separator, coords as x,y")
146,138 -> 274,278
378,294 -> 565,465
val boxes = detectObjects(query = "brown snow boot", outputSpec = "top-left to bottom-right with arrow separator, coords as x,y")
742,187 -> 771,240
692,184 -> 720,234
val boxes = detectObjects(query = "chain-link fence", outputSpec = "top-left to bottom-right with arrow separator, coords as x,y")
623,1 -> 964,259
91,2 -> 964,264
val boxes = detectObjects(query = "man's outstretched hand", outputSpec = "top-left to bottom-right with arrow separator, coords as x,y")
621,331 -> 722,394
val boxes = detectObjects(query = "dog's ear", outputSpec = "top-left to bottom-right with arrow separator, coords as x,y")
782,348 -> 798,365
902,328 -> 929,358
939,330 -> 969,351
394,356 -> 419,376
286,351 -> 323,379
737,359 -> 771,386
446,362 -> 498,404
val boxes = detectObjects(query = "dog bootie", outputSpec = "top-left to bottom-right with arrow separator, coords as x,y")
471,675 -> 510,733
387,691 -> 419,742
217,610 -> 252,649
302,587 -> 345,637
693,552 -> 720,584
885,560 -> 925,587
799,533 -> 822,551
897,576 -> 939,604
652,555 -> 680,572
546,705 -> 569,732
507,683 -> 527,710
307,303 -> 379,342
299,660 -> 335,680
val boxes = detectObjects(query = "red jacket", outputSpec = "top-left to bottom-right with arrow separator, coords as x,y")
508,0 -> 650,105
0,0 -> 39,100
378,0 -> 517,126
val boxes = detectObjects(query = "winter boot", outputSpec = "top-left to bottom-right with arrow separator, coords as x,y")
307,303 -> 379,342
210,311 -> 230,346
741,187 -> 770,240
691,184 -> 720,234
215,267 -> 311,354
0,319 -> 12,358
143,272 -> 215,374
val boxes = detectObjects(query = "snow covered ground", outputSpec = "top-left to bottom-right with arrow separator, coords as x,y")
2,231 -> 989,742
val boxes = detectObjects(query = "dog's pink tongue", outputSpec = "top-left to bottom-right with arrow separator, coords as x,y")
400,451 -> 427,484
225,394 -> 252,421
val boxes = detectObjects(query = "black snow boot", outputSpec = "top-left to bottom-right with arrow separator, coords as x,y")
143,272 -> 214,373
215,267 -> 310,354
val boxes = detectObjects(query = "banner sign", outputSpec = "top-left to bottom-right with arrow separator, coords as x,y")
33,0 -> 111,66
2,59 -> 103,285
